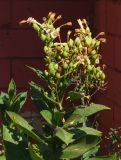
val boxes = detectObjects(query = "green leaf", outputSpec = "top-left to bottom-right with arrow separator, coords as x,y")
82,146 -> 100,160
88,154 -> 117,160
53,109 -> 64,125
11,92 -> 27,112
73,103 -> 110,118
7,111 -> 45,144
79,127 -> 102,137
3,125 -> 31,160
55,127 -> 74,145
27,66 -> 46,81
29,143 -> 43,160
0,155 -> 6,160
61,136 -> 99,159
0,92 -> 10,109
68,91 -> 83,101
63,114 -> 81,128
40,110 -> 53,125
30,82 -> 58,111
8,79 -> 16,101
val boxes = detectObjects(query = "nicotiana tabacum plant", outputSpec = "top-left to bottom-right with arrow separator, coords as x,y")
0,12 -> 117,160
106,127 -> 121,160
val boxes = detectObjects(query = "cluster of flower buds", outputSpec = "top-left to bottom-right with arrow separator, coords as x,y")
20,12 -> 106,102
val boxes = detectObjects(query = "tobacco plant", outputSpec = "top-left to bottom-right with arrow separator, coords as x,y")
0,12 -> 117,160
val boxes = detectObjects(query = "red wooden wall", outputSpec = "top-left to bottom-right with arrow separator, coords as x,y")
0,0 -> 94,114
94,0 -> 121,133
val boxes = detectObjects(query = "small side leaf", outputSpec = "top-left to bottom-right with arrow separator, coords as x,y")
55,127 -> 74,145
11,92 -> 27,112
40,110 -> 53,125
8,79 -> 16,100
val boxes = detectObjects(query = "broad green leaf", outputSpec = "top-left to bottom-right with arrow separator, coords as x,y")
61,136 -> 99,159
7,111 -> 45,144
73,103 -> 110,118
40,110 -> 53,125
11,92 -> 27,112
8,79 -> 16,100
88,154 -> 117,160
63,114 -> 82,128
68,91 -> 83,101
55,127 -> 74,145
79,127 -> 102,137
3,125 -> 31,160
29,143 -> 43,160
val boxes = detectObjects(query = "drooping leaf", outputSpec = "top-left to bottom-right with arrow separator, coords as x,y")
3,125 -> 31,160
88,154 -> 117,160
55,127 -> 74,145
28,143 -> 43,160
40,110 -> 53,125
11,92 -> 27,112
27,66 -> 46,82
30,82 -> 49,110
7,111 -> 45,144
61,136 -> 100,159
8,79 -> 16,101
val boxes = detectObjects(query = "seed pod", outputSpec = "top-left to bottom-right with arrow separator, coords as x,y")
63,62 -> 68,69
54,63 -> 58,70
85,36 -> 92,46
44,70 -> 49,76
41,34 -> 46,41
92,54 -> 98,60
33,23 -> 40,32
63,51 -> 68,57
56,73 -> 61,79
50,68 -> 56,76
68,39 -> 74,48
64,44 -> 69,52
101,72 -> 106,79
75,37 -> 80,46
44,46 -> 48,53
95,41 -> 100,47
96,72 -> 100,78
73,48 -> 78,54
91,50 -> 96,55
87,65 -> 92,71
